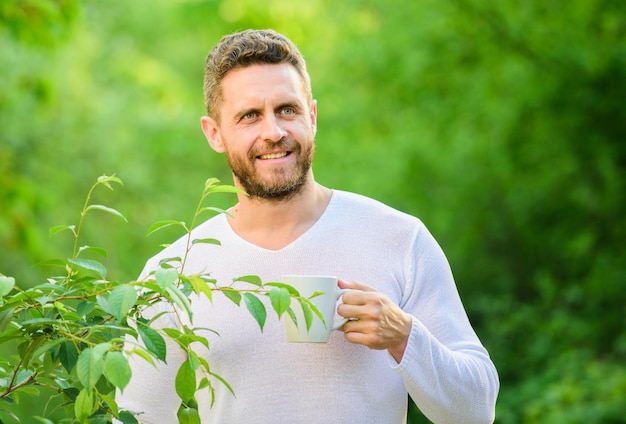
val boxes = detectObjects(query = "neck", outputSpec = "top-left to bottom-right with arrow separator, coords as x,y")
227,176 -> 332,250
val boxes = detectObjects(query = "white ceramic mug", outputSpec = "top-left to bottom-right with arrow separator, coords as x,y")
282,275 -> 348,343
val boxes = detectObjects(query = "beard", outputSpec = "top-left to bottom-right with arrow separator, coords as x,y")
226,139 -> 314,201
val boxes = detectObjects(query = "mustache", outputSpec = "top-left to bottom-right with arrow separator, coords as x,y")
250,139 -> 300,159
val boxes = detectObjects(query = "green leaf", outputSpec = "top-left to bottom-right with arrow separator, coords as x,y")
117,410 -> 139,424
96,295 -> 111,317
137,324 -> 166,362
0,276 -> 15,297
18,336 -> 46,367
197,206 -> 231,217
31,282 -> 66,293
175,359 -> 196,403
104,285 -> 138,321
243,293 -> 267,331
187,275 -> 213,302
299,298 -> 314,331
208,369 -> 235,396
166,285 -> 193,321
43,347 -> 57,373
182,331 -> 211,349
177,405 -> 201,424
93,341 -> 113,358
85,204 -> 128,222
16,386 -> 40,397
221,288 -> 241,305
74,388 -> 93,423
13,369 -> 33,386
128,347 -> 156,367
49,225 -> 76,237
33,337 -> 66,360
155,267 -> 179,289
191,238 -> 221,246
0,307 -> 15,332
303,297 -> 326,325
58,310 -> 80,322
268,286 -> 291,319
97,174 -> 124,189
162,327 -> 184,341
187,350 -> 200,371
34,259 -> 67,271
147,220 -> 188,236
197,377 -> 210,391
309,291 -> 325,299
265,282 -> 300,296
205,182 -> 245,195
100,391 -> 119,416
234,275 -> 263,287
62,387 -> 80,402
76,301 -> 96,317
67,258 -> 107,279
157,256 -> 182,268
296,297 -> 326,331
105,351 -> 132,391
76,347 -> 105,389
59,341 -> 79,373
204,177 -> 221,189
78,245 -> 108,258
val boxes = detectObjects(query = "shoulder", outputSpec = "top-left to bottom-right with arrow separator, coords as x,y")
325,190 -> 430,247
330,190 -> 421,226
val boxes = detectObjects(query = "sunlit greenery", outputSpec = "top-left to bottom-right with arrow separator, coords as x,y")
2,0 -> 624,422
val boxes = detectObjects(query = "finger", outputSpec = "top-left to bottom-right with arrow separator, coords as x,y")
342,323 -> 383,349
343,331 -> 370,347
336,317 -> 359,333
338,279 -> 377,292
337,301 -> 373,318
338,290 -> 370,307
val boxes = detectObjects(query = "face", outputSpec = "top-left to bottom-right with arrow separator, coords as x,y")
201,64 -> 317,201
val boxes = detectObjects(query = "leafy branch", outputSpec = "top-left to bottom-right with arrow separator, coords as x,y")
0,175 -> 323,424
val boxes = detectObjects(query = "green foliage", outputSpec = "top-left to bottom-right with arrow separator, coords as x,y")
2,0 -> 625,422
0,0 -> 79,47
0,176 -> 323,423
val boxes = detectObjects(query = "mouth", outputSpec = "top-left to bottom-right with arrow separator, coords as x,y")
258,151 -> 289,160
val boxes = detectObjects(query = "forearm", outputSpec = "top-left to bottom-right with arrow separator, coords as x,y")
392,317 -> 499,424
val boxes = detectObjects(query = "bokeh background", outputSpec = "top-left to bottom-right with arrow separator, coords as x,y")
1,0 -> 625,422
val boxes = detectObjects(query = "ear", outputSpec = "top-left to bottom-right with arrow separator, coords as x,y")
201,116 -> 225,153
310,100 -> 318,136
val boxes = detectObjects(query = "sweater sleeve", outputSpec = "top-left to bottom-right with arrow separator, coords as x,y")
390,223 -> 499,424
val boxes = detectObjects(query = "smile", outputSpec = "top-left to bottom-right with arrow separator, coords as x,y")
258,152 -> 289,160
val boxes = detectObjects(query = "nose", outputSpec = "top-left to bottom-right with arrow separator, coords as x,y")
260,115 -> 288,142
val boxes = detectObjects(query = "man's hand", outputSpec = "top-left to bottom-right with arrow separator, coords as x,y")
337,279 -> 412,363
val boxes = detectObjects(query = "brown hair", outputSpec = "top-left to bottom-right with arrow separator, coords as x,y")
203,29 -> 311,120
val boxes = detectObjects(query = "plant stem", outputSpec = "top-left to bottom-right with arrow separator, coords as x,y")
179,184 -> 210,276
0,359 -> 37,399
73,181 -> 98,259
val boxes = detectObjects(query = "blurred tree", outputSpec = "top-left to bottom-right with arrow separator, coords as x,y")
0,0 -> 80,287
1,0 -> 624,422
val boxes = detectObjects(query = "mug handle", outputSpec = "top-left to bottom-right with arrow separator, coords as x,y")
332,288 -> 349,330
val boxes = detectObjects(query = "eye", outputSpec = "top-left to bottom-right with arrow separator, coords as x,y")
281,107 -> 296,116
242,111 -> 257,120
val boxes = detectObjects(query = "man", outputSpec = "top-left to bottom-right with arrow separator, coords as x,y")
117,29 -> 499,423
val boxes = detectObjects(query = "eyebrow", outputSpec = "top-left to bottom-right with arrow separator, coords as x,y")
235,107 -> 260,120
234,101 -> 303,120
276,101 -> 302,112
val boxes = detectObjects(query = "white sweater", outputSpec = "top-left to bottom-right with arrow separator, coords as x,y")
117,190 -> 499,423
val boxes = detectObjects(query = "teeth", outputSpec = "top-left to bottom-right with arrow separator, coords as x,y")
259,152 -> 288,160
